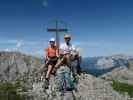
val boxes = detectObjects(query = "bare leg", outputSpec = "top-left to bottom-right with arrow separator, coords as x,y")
45,65 -> 53,79
44,65 -> 52,89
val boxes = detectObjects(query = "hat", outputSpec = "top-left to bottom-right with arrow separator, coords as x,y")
49,38 -> 55,42
64,34 -> 71,39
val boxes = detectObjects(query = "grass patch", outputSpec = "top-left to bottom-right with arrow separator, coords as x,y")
0,82 -> 25,100
112,80 -> 133,97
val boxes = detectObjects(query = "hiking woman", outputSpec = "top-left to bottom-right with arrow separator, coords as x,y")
44,38 -> 58,88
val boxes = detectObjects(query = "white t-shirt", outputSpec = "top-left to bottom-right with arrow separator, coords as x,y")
60,43 -> 77,54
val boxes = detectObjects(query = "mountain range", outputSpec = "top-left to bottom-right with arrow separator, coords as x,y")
82,55 -> 132,76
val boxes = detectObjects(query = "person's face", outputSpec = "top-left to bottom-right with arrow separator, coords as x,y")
50,41 -> 55,46
64,38 -> 71,43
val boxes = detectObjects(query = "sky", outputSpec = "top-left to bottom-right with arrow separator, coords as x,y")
0,0 -> 133,57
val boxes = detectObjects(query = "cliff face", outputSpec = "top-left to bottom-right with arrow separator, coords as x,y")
0,52 -> 42,82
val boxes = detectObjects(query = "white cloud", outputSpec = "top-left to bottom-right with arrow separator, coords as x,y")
0,39 -> 47,55
42,0 -> 48,7
16,40 -> 24,48
0,39 -> 46,46
78,41 -> 123,48
74,40 -> 133,57
4,48 -> 10,52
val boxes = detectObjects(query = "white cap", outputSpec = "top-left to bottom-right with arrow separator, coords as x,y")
49,38 -> 55,42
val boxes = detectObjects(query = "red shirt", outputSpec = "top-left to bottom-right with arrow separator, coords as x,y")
45,46 -> 57,57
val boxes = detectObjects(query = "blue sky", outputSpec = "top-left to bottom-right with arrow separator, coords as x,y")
0,0 -> 133,57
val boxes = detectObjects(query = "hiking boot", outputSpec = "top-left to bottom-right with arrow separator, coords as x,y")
44,79 -> 49,89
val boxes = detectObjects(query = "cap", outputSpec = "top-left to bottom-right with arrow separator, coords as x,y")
49,38 -> 55,42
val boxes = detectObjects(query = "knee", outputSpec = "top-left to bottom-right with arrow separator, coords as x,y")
48,65 -> 53,69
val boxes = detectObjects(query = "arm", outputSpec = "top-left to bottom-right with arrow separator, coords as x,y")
56,48 -> 59,57
73,45 -> 82,64
55,57 -> 64,69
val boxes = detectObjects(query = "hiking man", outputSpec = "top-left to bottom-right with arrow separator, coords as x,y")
59,34 -> 81,75
52,34 -> 81,96
44,38 -> 58,88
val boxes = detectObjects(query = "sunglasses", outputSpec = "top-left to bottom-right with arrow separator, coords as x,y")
64,38 -> 71,40
50,41 -> 55,43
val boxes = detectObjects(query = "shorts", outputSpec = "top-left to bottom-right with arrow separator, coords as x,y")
47,56 -> 58,66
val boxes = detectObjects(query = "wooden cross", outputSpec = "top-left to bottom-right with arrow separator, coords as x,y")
47,19 -> 68,49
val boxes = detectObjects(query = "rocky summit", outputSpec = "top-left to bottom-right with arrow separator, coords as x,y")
0,52 -> 132,100
21,74 -> 131,100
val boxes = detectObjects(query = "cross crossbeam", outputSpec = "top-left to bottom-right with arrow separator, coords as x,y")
47,20 -> 68,49
47,29 -> 68,32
